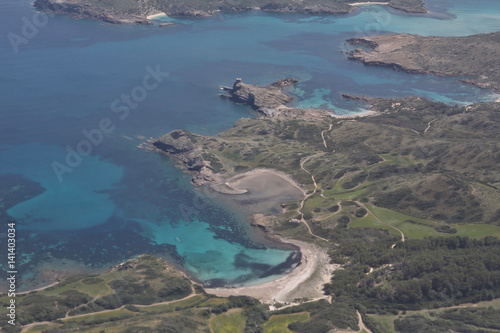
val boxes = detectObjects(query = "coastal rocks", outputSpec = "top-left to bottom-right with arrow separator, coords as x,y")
34,0 -> 153,25
220,78 -> 296,113
154,130 -> 204,172
260,3 -> 351,15
220,78 -> 333,120
347,32 -> 500,94
346,38 -> 379,50
153,130 -> 223,186
346,35 -> 435,75
271,77 -> 299,87
387,0 -> 427,13
341,93 -> 377,104
33,0 -> 428,25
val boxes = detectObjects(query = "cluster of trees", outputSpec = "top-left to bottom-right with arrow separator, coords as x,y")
15,290 -> 92,325
324,236 -> 500,310
69,275 -> 191,316
211,296 -> 269,333
274,298 -> 358,332
392,309 -> 500,333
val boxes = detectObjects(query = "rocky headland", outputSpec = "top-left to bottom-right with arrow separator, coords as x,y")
347,32 -> 500,93
153,78 -> 331,191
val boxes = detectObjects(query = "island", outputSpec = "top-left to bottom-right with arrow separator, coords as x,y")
34,0 -> 426,24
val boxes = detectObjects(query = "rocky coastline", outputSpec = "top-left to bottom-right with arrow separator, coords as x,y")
154,78 -> 306,190
151,78 -> 378,196
34,0 -> 153,25
346,33 -> 500,94
34,0 -> 427,25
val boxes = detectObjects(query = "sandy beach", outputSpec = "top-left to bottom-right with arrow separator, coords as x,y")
147,12 -> 167,19
226,168 -> 307,197
332,109 -> 378,119
204,168 -> 336,303
349,2 -> 389,6
205,238 -> 336,304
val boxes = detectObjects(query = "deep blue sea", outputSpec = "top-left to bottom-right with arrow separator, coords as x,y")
1,0 -> 499,290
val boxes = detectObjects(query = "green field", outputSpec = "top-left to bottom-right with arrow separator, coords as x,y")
349,204 -> 500,240
262,312 -> 310,333
367,298 -> 500,332
63,307 -> 136,324
211,309 -> 247,333
137,295 -> 205,313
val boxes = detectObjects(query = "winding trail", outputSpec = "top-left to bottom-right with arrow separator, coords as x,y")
335,310 -> 373,333
355,201 -> 405,244
22,285 -> 198,331
357,310 -> 373,333
321,124 -> 333,148
18,280 -> 61,295
424,119 -> 437,133
298,153 -> 329,242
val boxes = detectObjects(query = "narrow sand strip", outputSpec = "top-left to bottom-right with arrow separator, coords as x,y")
332,110 -> 377,119
147,12 -> 167,19
349,2 -> 389,6
226,168 -> 307,197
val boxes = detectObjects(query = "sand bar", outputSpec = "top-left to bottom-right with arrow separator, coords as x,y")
147,12 -> 167,19
349,2 -> 389,6
332,109 -> 377,119
226,168 -> 306,197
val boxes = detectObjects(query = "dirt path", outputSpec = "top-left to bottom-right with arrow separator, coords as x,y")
334,310 -> 373,333
321,124 -> 333,148
355,201 -> 405,243
269,295 -> 331,311
357,310 -> 373,333
424,119 -> 437,133
18,280 -> 61,295
47,285 -> 196,322
298,153 -> 329,242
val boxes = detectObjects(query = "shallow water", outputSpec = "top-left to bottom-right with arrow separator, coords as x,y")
218,171 -> 305,215
0,0 -> 499,290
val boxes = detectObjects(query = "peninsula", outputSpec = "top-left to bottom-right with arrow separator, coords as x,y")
347,32 -> 500,93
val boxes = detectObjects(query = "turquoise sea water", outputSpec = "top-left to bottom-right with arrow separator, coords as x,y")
1,0 -> 499,290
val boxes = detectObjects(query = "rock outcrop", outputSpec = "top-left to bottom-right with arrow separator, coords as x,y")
220,78 -> 296,113
153,130 -> 224,187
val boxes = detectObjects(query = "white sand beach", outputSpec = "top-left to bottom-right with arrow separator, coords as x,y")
332,109 -> 378,119
205,239 -> 337,304
147,12 -> 167,19
349,2 -> 389,6
226,168 -> 307,197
